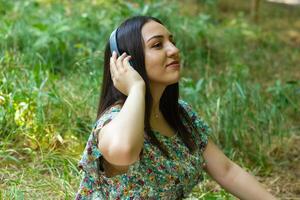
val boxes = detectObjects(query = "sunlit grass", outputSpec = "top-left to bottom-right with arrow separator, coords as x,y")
0,149 -> 80,199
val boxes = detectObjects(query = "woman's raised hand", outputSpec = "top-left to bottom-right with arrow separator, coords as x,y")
110,51 -> 145,96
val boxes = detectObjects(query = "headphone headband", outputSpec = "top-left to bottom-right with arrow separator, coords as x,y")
109,27 -> 133,66
109,28 -> 120,56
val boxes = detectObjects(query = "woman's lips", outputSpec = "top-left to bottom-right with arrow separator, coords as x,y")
166,61 -> 180,69
166,63 -> 180,69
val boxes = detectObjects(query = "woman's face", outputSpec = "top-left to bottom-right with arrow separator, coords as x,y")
142,20 -> 180,87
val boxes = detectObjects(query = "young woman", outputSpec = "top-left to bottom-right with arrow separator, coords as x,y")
76,16 -> 276,200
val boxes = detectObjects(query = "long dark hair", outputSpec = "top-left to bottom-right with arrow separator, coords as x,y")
97,16 -> 199,158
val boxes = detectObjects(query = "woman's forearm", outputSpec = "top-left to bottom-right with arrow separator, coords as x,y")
221,162 -> 276,200
204,141 -> 276,200
99,84 -> 145,164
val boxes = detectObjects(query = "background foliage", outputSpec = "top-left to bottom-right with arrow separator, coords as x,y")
0,0 -> 299,199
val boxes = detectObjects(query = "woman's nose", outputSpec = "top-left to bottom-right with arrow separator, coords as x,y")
167,42 -> 180,57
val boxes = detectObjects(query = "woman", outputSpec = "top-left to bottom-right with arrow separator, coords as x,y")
76,16 -> 276,200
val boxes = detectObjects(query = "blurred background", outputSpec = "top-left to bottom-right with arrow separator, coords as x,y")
0,0 -> 299,199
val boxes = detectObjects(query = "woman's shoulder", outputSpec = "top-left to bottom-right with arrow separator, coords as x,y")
94,102 -> 123,128
178,99 -> 194,112
178,99 -> 211,144
178,99 -> 209,128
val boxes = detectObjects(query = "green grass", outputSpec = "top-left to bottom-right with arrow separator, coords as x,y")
0,0 -> 299,199
0,150 -> 79,199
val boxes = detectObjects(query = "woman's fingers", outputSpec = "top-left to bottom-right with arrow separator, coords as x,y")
109,51 -> 144,95
123,55 -> 132,70
111,51 -> 125,76
116,52 -> 127,70
110,51 -> 131,81
110,51 -> 117,79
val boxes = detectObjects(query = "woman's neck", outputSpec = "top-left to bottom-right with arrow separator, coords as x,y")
149,82 -> 166,121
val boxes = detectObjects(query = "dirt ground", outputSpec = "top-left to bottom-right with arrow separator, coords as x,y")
259,135 -> 300,199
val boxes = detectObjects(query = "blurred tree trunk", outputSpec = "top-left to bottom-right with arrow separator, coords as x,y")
251,0 -> 261,22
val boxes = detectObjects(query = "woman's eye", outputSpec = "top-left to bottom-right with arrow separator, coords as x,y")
153,43 -> 162,48
152,40 -> 176,48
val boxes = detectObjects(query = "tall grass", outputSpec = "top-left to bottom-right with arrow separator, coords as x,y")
0,0 -> 299,199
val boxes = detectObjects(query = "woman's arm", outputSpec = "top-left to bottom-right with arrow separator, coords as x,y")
203,139 -> 276,200
98,52 -> 146,166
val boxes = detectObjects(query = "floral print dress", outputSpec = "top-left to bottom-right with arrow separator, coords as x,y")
75,100 -> 210,200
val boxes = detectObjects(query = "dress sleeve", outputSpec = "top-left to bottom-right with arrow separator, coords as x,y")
76,105 -> 121,199
178,99 -> 211,152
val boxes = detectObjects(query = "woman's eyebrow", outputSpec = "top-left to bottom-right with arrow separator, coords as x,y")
146,34 -> 173,43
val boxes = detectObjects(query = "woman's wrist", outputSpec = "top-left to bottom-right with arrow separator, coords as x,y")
129,82 -> 146,95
